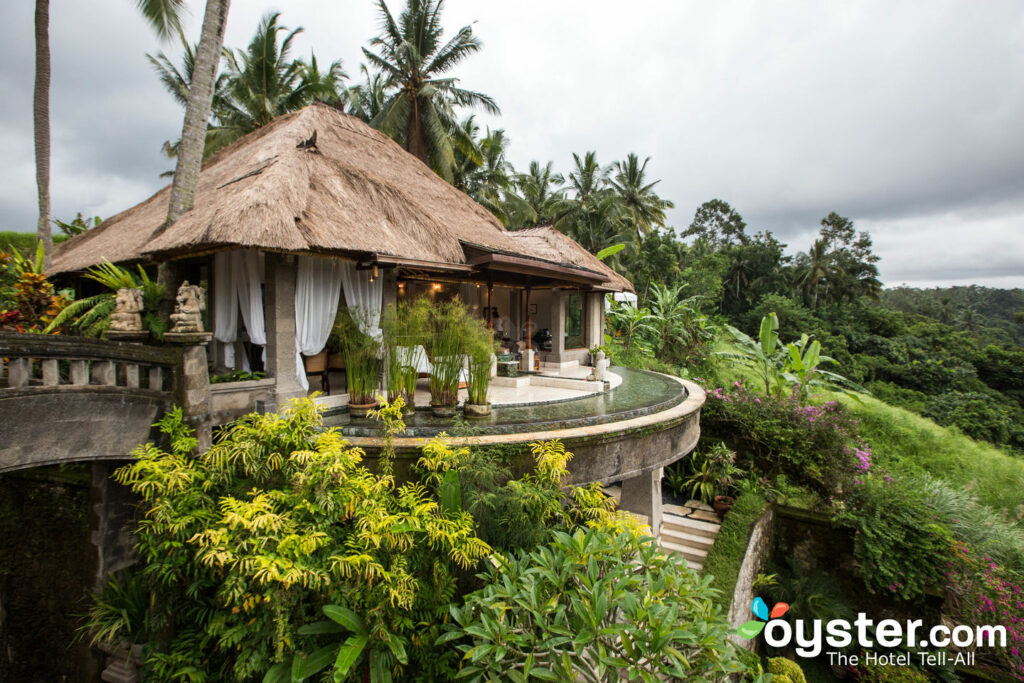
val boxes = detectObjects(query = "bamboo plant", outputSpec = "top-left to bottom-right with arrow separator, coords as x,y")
335,307 -> 382,411
382,301 -> 425,412
426,299 -> 466,414
465,323 -> 497,413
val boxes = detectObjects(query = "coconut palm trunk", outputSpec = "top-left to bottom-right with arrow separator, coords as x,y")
33,0 -> 52,267
163,0 -> 231,227
407,96 -> 428,165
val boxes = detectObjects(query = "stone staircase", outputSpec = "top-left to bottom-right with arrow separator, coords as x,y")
660,501 -> 722,572
602,486 -> 722,572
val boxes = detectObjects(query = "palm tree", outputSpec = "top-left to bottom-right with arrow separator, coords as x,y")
150,13 -> 345,159
554,152 -> 628,253
33,0 -> 186,266
33,0 -> 51,265
209,13 -> 346,153
509,161 -> 564,228
565,151 -> 607,205
608,153 -> 673,237
163,0 -> 232,228
799,238 -> 831,309
362,0 -> 499,181
347,64 -> 392,123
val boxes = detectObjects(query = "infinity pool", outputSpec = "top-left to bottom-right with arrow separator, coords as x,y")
325,367 -> 688,437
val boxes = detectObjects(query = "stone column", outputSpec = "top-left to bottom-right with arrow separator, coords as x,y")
265,253 -> 305,409
586,292 -> 604,350
382,268 -> 397,310
89,462 -> 137,592
549,289 -> 566,362
178,344 -> 212,451
619,466 -> 664,536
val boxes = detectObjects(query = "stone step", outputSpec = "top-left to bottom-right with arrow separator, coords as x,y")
684,499 -> 715,512
664,503 -> 722,524
660,539 -> 709,564
662,512 -> 721,539
660,527 -> 716,551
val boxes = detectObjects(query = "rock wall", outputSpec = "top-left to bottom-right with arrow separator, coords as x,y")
727,505 -> 775,651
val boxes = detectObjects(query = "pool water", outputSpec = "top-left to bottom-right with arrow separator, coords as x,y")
326,367 -> 687,437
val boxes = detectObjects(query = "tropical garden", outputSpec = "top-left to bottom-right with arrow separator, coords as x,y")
4,0 -> 1024,681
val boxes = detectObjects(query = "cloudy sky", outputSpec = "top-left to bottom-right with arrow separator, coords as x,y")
2,1 -> 1022,288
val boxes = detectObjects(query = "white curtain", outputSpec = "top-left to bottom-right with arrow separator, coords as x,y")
339,261 -> 383,340
213,251 -> 266,371
213,253 -> 238,367
295,256 -> 345,390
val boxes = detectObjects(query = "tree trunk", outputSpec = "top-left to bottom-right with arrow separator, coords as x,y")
406,96 -> 429,166
161,0 -> 231,229
34,0 -> 52,268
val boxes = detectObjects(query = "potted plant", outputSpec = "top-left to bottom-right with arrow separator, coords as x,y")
337,308 -> 382,418
427,300 -> 468,417
80,570 -> 150,683
589,344 -> 606,367
464,351 -> 494,417
382,301 -> 423,415
682,443 -> 742,516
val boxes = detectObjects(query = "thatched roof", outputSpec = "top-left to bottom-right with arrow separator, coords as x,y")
506,227 -> 634,293
50,103 -> 632,292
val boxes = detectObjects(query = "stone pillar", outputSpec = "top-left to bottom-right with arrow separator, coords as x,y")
178,345 -> 212,451
586,292 -> 604,351
89,462 -> 137,592
382,268 -> 397,310
619,466 -> 664,536
549,289 -> 567,361
265,253 -> 304,408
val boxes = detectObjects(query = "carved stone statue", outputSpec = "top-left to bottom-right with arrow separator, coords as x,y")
109,288 -> 144,332
169,281 -> 206,333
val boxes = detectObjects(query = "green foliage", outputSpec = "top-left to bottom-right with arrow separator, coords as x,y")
363,0 -> 498,181
79,570 -> 151,647
210,369 -> 267,384
767,657 -> 806,683
836,476 -> 953,602
0,249 -> 68,332
701,384 -> 861,501
381,301 -> 426,406
109,398 -> 491,681
680,443 -> 742,503
43,261 -> 165,338
441,527 -> 749,682
701,493 -> 768,607
421,298 -> 490,408
858,663 -> 931,683
838,393 -> 1024,515
721,312 -> 863,400
335,307 -> 383,405
921,391 -> 1020,447
150,12 -> 346,159
766,556 -> 853,623
53,212 -> 101,236
916,475 -> 1024,572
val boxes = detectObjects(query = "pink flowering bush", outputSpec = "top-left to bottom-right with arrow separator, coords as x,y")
946,542 -> 1024,680
700,381 -> 862,500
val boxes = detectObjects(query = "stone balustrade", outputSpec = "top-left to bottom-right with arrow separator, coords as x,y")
0,333 -> 179,394
0,333 -> 184,474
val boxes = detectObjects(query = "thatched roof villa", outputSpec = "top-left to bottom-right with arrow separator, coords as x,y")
51,102 -> 632,407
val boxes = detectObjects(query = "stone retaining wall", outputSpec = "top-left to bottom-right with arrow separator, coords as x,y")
727,504 -> 776,651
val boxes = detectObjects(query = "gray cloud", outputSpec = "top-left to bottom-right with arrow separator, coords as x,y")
1,0 -> 1022,287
